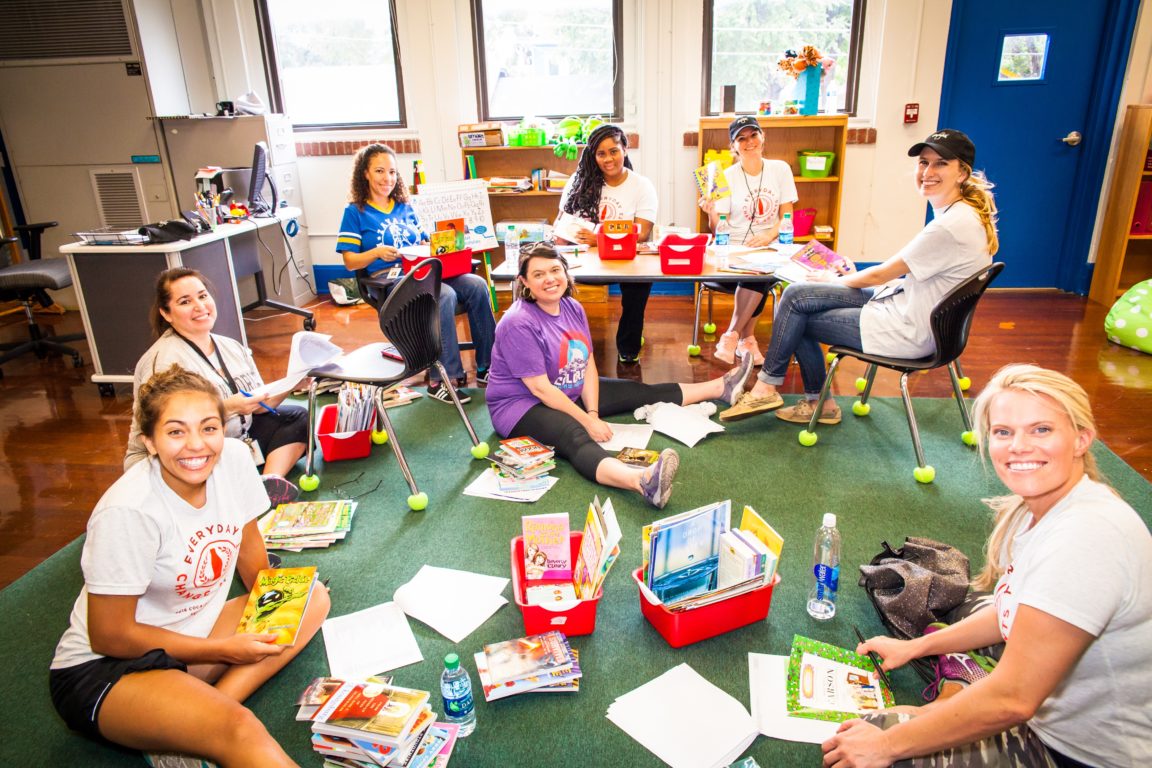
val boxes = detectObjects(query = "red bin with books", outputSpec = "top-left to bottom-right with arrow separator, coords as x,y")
658,233 -> 710,275
596,220 -> 638,260
401,247 -> 473,279
511,532 -> 603,636
631,568 -> 780,648
316,403 -> 373,462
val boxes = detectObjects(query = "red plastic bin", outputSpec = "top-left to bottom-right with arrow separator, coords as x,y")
511,532 -> 603,636
659,233 -> 710,275
402,247 -> 473,279
316,403 -> 373,462
597,230 -> 638,260
632,568 -> 780,648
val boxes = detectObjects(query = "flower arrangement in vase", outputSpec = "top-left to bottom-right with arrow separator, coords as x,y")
777,46 -> 835,115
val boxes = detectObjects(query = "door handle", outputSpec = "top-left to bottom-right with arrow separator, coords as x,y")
1061,131 -> 1082,146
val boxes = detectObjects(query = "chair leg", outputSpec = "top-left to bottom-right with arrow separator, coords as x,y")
691,285 -> 703,348
897,372 -> 929,469
432,362 -> 483,448
376,398 -> 420,497
859,364 -> 878,404
948,362 -> 975,436
302,381 -> 320,478
802,355 -> 843,440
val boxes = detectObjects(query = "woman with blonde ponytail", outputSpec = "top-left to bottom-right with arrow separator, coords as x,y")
823,364 -> 1152,768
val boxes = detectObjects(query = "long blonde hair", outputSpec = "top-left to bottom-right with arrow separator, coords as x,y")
959,163 -> 999,256
970,364 -> 1105,590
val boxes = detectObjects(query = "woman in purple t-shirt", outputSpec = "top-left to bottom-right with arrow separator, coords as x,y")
485,243 -> 751,508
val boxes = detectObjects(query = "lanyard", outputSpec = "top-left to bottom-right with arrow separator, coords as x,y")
741,165 -> 765,245
175,332 -> 240,394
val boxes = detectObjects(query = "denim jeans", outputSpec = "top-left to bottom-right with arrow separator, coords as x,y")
758,282 -> 871,397
435,273 -> 496,381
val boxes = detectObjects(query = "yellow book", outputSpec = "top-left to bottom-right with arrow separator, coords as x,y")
739,505 -> 784,580
236,566 -> 317,645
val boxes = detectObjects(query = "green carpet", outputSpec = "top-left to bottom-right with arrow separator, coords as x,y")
3,395 -> 1150,767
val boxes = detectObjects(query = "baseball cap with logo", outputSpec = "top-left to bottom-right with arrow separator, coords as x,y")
728,115 -> 762,142
907,129 -> 976,168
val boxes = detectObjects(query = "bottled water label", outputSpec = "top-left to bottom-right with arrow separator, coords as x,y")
813,563 -> 839,600
443,689 -> 474,717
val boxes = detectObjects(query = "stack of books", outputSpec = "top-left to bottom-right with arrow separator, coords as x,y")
473,630 -> 582,702
258,500 -> 357,551
310,680 -> 458,767
489,437 -> 556,493
485,176 -> 533,193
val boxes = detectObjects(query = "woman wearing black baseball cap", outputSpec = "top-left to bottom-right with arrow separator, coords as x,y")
721,128 -> 997,424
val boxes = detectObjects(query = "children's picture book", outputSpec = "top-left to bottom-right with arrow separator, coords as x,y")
616,447 -> 660,467
738,505 -> 784,582
427,722 -> 460,768
473,647 -> 582,701
498,436 -> 554,463
430,229 -> 460,256
263,500 -> 348,539
774,241 -> 851,284
571,497 -> 622,599
521,512 -> 571,580
312,680 -> 431,745
235,566 -> 318,645
525,582 -> 578,607
692,161 -> 731,201
480,630 -> 575,685
646,500 -> 731,604
786,635 -> 894,722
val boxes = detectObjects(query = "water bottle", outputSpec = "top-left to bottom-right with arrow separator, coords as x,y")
505,224 -> 520,266
778,211 -> 794,246
714,214 -> 731,269
807,513 -> 841,620
440,653 -> 477,737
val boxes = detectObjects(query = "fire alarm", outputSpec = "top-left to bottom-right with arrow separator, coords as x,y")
904,103 -> 920,124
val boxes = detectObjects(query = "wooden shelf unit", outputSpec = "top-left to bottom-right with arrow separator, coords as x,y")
1090,104 -> 1152,305
460,144 -> 581,225
696,114 -> 849,248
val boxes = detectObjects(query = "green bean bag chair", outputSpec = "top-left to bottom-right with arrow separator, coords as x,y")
1105,279 -> 1152,355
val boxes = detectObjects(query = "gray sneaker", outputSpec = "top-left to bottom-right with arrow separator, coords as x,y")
144,753 -> 217,768
639,448 -> 680,509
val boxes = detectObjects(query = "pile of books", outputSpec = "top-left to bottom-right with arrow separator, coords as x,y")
309,679 -> 458,767
642,501 -> 782,612
258,500 -> 357,551
473,630 -> 582,702
489,436 -> 556,494
485,176 -> 533,193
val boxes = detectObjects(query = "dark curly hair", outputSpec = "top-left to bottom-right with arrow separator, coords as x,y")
349,143 -> 410,210
561,124 -> 632,224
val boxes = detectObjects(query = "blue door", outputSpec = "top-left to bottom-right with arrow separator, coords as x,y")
937,0 -> 1140,290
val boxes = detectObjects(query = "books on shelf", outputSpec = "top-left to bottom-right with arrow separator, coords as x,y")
521,512 -> 571,581
235,566 -> 318,645
485,176 -> 533,193
312,680 -> 432,746
480,629 -> 576,685
786,635 -> 894,722
474,642 -> 581,701
571,496 -> 622,599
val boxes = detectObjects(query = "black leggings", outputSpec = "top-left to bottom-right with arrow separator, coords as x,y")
510,378 -> 682,480
616,282 -> 653,357
248,404 -> 309,457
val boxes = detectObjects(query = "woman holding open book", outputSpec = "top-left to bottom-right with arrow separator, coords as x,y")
50,365 -> 331,768
485,242 -> 753,509
721,129 -> 996,425
822,365 -> 1152,768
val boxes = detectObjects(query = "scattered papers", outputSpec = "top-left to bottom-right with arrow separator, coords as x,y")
321,602 -> 423,680
607,663 -> 759,768
596,422 -> 654,453
645,402 -> 724,447
393,565 -> 509,643
464,467 -> 558,503
263,331 -> 343,396
748,653 -> 838,744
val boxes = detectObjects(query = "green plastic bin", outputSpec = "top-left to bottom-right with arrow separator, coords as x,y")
798,150 -> 836,178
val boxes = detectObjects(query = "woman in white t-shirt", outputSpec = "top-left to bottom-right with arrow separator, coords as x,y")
556,124 -> 657,364
698,115 -> 798,365
50,366 -> 331,767
822,365 -> 1152,768
720,129 -> 995,425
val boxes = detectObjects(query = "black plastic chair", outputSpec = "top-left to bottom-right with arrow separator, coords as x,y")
358,262 -> 479,359
0,221 -> 85,377
300,259 -> 489,510
797,262 -> 1005,484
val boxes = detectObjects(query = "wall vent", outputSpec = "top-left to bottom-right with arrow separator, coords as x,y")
89,168 -> 146,229
0,0 -> 133,61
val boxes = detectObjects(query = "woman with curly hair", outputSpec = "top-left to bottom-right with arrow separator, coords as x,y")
336,143 -> 495,402
555,124 -> 657,364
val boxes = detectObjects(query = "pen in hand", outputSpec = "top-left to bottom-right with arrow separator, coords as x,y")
239,389 -> 279,415
853,625 -> 894,691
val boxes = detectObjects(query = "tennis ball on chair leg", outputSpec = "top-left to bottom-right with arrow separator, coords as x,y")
408,492 -> 429,511
961,430 -> 977,447
798,430 -> 818,447
371,430 -> 389,445
852,400 -> 871,417
687,344 -> 701,356
913,465 -> 936,484
299,474 -> 320,492
471,441 -> 490,459
704,322 -> 717,335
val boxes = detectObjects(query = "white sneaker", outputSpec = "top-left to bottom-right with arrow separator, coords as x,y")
714,331 -> 739,364
737,336 -> 764,366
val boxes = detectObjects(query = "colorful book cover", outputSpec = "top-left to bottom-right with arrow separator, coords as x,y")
571,499 -> 606,599
616,447 -> 659,467
473,646 -> 582,701
738,505 -> 784,581
498,436 -> 554,462
522,512 -> 571,580
646,500 -> 731,604
427,723 -> 460,768
790,241 -> 849,272
589,498 -> 622,596
786,635 -> 895,722
481,630 -> 574,685
692,161 -> 731,201
263,500 -> 347,538
235,566 -> 317,645
312,681 -> 431,744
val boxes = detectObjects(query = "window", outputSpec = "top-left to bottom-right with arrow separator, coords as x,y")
997,33 -> 1049,82
703,0 -> 866,116
471,0 -> 621,121
256,0 -> 406,129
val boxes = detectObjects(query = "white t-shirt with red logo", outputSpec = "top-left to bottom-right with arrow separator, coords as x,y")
557,169 -> 657,227
52,438 -> 269,669
716,159 -> 798,244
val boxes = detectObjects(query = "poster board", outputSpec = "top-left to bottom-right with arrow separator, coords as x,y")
410,179 -> 498,250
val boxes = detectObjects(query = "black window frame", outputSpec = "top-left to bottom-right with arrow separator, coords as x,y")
254,0 -> 408,131
470,0 -> 624,122
700,0 -> 867,117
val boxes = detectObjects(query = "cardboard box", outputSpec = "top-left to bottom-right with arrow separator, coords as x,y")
459,121 -> 505,147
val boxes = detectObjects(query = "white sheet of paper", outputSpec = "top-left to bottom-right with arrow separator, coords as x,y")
462,468 -> 558,503
393,565 -> 509,643
596,422 -> 655,453
606,663 -> 759,768
748,653 -> 839,744
321,601 -> 423,680
553,211 -> 594,243
647,403 -> 724,447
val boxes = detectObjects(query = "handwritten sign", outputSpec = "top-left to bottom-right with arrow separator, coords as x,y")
411,179 -> 495,242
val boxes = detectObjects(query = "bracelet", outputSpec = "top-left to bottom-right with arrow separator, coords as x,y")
587,409 -> 599,415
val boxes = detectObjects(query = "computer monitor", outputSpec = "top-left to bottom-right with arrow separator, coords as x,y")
247,141 -> 279,217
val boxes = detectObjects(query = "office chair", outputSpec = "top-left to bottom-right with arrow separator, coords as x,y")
0,221 -> 86,378
795,262 -> 1005,484
300,259 -> 489,510
358,262 -> 478,362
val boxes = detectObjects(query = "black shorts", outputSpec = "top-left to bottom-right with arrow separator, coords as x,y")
249,404 -> 309,456
49,648 -> 186,741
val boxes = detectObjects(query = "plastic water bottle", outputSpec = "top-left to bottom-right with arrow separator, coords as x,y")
505,224 -> 520,266
714,214 -> 731,269
807,513 -> 841,620
440,653 -> 477,737
778,211 -> 794,246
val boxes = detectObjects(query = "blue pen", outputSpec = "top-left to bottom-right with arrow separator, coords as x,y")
239,389 -> 279,415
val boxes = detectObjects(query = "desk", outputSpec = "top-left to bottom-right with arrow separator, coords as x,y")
489,247 -> 776,285
60,209 -> 304,395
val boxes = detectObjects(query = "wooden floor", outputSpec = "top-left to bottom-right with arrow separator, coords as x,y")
2,289 -> 1150,590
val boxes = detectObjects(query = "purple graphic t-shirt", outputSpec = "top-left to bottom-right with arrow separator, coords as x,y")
485,297 -> 592,437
